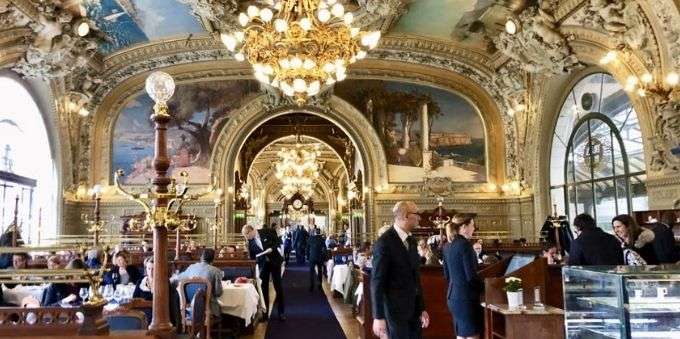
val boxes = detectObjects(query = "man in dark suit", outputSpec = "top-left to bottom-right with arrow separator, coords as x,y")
568,213 -> 624,265
283,225 -> 293,264
293,225 -> 309,265
306,228 -> 327,292
242,225 -> 286,321
371,201 -> 430,339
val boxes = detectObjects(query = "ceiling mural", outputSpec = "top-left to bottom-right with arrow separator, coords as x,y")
85,0 -> 206,54
335,80 -> 487,183
393,0 -> 501,47
112,80 -> 259,184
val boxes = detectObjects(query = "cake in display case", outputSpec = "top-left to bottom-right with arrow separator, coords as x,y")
563,265 -> 680,338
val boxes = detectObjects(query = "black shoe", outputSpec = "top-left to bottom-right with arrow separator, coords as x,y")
278,314 -> 287,321
262,313 -> 269,321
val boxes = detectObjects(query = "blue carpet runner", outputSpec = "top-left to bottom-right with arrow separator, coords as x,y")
264,263 -> 346,339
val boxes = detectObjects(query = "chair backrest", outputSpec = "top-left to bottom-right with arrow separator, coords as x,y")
104,309 -> 148,331
190,288 -> 207,338
177,276 -> 213,329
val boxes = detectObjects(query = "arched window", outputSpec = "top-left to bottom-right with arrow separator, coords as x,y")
0,76 -> 57,243
550,73 -> 647,231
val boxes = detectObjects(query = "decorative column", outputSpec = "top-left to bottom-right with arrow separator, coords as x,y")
421,103 -> 432,170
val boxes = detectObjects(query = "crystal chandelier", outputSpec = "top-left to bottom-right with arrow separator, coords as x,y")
220,0 -> 382,104
275,144 -> 321,199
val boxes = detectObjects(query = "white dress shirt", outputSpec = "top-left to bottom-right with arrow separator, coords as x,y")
393,225 -> 411,249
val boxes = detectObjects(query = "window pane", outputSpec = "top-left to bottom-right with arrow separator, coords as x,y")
572,73 -> 603,115
616,177 -> 629,215
612,133 -> 626,176
630,174 -> 648,212
589,120 -> 614,179
576,182 -> 594,217
595,180 -> 616,232
567,185 -> 577,223
551,187 -> 566,216
550,135 -> 566,186
566,149 -> 575,185
599,74 -> 629,119
573,123 -> 592,182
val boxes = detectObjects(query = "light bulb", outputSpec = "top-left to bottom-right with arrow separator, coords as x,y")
78,107 -> 90,117
343,12 -> 353,25
351,27 -> 360,37
641,72 -> 653,83
291,57 -> 303,68
260,8 -> 273,22
76,21 -> 90,37
234,52 -> 245,61
331,3 -> 344,17
145,71 -> 175,104
665,72 -> 679,86
323,63 -> 335,73
279,58 -> 291,69
326,77 -> 336,85
299,17 -> 312,31
274,19 -> 288,32
356,50 -> 367,59
637,88 -> 646,97
293,78 -> 307,92
505,19 -> 517,35
318,9 -> 331,23
336,72 -> 347,81
247,5 -> 260,18
303,59 -> 316,70
221,33 -> 237,51
307,80 -> 321,95
239,13 -> 250,26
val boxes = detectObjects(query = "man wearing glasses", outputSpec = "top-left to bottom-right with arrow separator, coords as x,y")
371,201 -> 430,339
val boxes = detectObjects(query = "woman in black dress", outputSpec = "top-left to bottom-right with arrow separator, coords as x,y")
443,213 -> 483,339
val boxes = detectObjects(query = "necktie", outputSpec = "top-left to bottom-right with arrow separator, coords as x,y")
404,235 -> 412,250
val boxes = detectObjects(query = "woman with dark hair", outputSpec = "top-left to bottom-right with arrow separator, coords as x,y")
103,250 -> 141,286
443,213 -> 483,339
612,214 -> 658,265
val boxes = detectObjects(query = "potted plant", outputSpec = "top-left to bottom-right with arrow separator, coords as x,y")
505,277 -> 523,309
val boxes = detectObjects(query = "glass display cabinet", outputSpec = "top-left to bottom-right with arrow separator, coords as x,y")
563,266 -> 680,338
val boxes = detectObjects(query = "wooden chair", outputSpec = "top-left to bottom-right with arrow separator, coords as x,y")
104,309 -> 148,331
190,288 -> 207,339
177,277 -> 227,339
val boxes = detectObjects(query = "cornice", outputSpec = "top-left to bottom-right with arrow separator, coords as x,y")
379,34 -> 494,70
555,0 -> 586,23
102,35 -> 218,71
646,174 -> 680,187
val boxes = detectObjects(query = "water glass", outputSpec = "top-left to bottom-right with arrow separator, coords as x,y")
79,287 -> 89,302
112,290 -> 122,304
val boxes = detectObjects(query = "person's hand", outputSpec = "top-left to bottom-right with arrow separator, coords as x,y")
420,311 -> 430,328
373,318 -> 387,338
62,294 -> 77,304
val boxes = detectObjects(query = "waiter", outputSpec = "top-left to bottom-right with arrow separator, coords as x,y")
242,224 -> 286,321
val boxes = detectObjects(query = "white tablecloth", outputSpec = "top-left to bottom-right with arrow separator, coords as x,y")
331,265 -> 350,296
217,281 -> 261,327
325,260 -> 335,283
2,285 -> 46,306
355,282 -> 364,306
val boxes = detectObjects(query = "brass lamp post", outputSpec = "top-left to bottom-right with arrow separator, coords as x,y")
87,185 -> 103,246
113,71 -> 214,338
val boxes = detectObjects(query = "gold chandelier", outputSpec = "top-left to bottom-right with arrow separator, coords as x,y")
275,143 -> 321,199
220,0 -> 381,104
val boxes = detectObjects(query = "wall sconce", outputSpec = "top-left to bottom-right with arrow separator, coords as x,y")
599,50 -> 618,65
625,71 -> 679,100
505,18 -> 519,35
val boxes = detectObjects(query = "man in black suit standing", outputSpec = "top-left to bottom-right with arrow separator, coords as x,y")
242,225 -> 286,321
306,227 -> 327,292
371,201 -> 430,339
293,225 -> 309,265
568,213 -> 624,265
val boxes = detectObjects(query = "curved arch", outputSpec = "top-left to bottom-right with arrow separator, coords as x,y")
210,94 -> 387,232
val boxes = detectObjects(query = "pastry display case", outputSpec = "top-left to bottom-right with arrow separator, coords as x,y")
562,265 -> 680,338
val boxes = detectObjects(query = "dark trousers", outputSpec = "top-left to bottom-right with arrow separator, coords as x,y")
386,316 -> 422,339
308,261 -> 323,290
295,247 -> 306,264
260,261 -> 285,316
284,247 -> 292,264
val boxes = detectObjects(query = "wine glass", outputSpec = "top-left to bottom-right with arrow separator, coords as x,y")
104,285 -> 114,301
79,287 -> 89,303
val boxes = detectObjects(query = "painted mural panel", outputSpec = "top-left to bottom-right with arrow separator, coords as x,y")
112,80 -> 259,184
85,0 -> 205,53
335,80 -> 486,182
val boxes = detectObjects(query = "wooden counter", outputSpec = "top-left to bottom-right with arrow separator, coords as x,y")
483,303 -> 564,339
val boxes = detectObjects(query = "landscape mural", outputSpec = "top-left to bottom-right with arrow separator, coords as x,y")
112,80 -> 259,184
335,80 -> 486,182
85,0 -> 205,53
